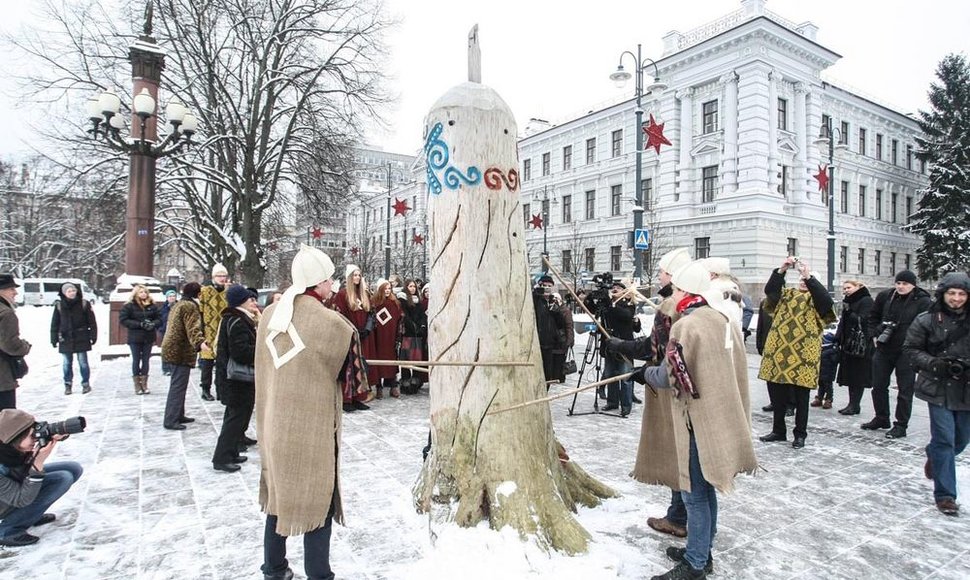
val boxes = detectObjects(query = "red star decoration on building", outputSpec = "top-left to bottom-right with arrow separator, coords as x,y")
350,246 -> 359,255
813,164 -> 830,192
310,226 -> 323,239
529,213 -> 544,229
643,113 -> 672,154
413,234 -> 425,245
393,198 -> 410,216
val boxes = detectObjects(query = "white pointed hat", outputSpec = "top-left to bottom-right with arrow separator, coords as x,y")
266,245 -> 335,368
658,247 -> 691,275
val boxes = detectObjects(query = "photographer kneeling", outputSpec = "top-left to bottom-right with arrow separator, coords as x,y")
0,409 -> 83,546
902,272 -> 970,516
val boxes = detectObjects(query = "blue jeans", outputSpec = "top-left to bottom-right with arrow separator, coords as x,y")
680,433 -> 716,571
926,402 -> 970,501
129,342 -> 152,376
61,352 -> 90,385
0,461 -> 83,539
602,354 -> 632,410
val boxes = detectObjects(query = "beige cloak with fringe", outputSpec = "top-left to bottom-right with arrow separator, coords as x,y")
255,295 -> 355,535
632,305 -> 758,493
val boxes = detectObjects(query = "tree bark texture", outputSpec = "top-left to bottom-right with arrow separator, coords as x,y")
414,82 -> 614,554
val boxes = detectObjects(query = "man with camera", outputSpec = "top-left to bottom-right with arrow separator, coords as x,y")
533,275 -> 568,383
587,274 -> 641,417
863,270 -> 932,438
903,272 -> 970,516
0,409 -> 83,547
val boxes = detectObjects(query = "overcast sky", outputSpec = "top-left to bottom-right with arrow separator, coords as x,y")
1,0 -> 969,159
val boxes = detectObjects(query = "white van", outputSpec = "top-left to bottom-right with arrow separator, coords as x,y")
108,274 -> 166,303
20,278 -> 96,307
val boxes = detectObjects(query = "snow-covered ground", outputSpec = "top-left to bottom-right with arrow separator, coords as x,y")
2,304 -> 969,579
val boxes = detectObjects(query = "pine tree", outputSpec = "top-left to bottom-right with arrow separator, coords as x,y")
908,54 -> 970,278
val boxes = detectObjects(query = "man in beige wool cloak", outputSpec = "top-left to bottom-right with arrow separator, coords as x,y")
255,245 -> 356,580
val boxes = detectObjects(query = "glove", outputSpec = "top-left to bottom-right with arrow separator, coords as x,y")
604,337 -> 625,354
140,320 -> 156,331
928,358 -> 948,377
630,364 -> 648,385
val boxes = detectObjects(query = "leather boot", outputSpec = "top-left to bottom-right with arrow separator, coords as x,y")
134,376 -> 143,395
81,382 -> 91,394
142,375 -> 151,394
64,383 -> 72,395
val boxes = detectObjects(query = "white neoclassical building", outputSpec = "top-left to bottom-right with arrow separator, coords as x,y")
517,0 -> 926,299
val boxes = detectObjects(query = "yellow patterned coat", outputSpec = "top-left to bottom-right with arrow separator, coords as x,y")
757,270 -> 836,389
198,284 -> 227,361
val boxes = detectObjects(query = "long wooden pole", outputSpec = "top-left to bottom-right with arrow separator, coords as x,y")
366,359 -> 533,367
542,256 -> 612,339
486,371 -> 636,415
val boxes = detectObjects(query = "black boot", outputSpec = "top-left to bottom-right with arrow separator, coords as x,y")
201,387 -> 215,401
861,416 -> 891,430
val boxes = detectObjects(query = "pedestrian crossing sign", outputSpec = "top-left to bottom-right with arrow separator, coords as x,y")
634,228 -> 650,250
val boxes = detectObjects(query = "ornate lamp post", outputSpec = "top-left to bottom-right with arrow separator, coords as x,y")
83,5 -> 197,278
814,119 -> 848,294
609,44 -> 667,283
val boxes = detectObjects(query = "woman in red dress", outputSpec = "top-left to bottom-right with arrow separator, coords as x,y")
331,265 -> 376,407
370,279 -> 403,398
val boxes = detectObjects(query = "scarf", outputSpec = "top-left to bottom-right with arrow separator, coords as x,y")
676,294 -> 707,314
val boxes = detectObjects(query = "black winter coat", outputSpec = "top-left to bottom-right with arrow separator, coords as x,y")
836,287 -> 874,389
755,299 -> 773,355
214,307 -> 256,407
904,304 -> 970,411
119,301 -> 161,345
400,296 -> 427,338
868,286 -> 932,354
50,293 -> 97,354
534,293 -> 566,350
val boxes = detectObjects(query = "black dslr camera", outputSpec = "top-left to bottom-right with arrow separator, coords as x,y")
943,359 -> 969,380
34,416 -> 86,447
876,321 -> 897,344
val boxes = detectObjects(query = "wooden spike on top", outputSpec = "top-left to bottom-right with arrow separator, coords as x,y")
468,24 -> 481,83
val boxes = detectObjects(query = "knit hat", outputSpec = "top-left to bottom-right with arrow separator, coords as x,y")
658,247 -> 691,275
212,263 -> 229,277
936,272 -> 970,293
226,284 -> 252,308
699,257 -> 731,276
895,270 -> 918,285
345,264 -> 361,283
0,409 -> 35,444
671,261 -> 711,295
61,282 -> 77,294
538,275 -> 554,285
266,245 -> 336,368
374,278 -> 389,291
164,289 -> 177,298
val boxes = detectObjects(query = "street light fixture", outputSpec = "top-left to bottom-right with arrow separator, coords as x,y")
609,44 -> 667,284
813,119 -> 849,294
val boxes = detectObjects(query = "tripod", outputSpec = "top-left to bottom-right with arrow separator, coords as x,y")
567,327 -> 625,418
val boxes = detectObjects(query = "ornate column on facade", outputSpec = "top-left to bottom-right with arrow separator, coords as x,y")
767,69 -> 779,194
675,88 -> 693,202
793,82 -> 808,202
734,62 -> 772,195
721,72 -> 739,195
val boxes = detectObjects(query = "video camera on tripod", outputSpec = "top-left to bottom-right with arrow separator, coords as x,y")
584,272 -> 615,313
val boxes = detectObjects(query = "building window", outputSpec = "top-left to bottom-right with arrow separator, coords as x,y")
702,165 -> 719,203
562,249 -> 573,273
891,192 -> 899,223
779,165 -> 789,197
642,178 -> 653,211
876,134 -> 883,160
777,98 -> 788,131
562,194 -> 572,223
585,138 -> 596,164
876,189 -> 883,220
920,159 -> 927,174
858,128 -> 867,156
890,252 -> 897,273
611,129 -> 623,158
563,145 -> 572,171
839,121 -> 849,145
610,184 -> 622,216
821,114 -> 831,136
875,249 -> 882,276
584,247 -> 595,272
585,190 -> 596,220
840,181 -> 849,213
702,100 -> 718,134
787,237 -> 798,257
858,185 -> 867,217
905,196 -> 913,224
840,246 -> 848,273
906,144 -> 913,170
610,246 -> 621,271
858,248 -> 865,274
523,159 -> 531,181
523,203 -> 531,228
694,237 -> 711,259
542,152 -> 550,176
891,139 -> 899,165
905,253 -> 911,270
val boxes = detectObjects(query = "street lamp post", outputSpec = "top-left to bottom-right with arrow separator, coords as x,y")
385,161 -> 392,280
83,14 -> 197,278
814,119 -> 847,295
609,44 -> 667,284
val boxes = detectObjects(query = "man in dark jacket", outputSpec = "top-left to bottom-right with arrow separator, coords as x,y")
902,272 -> 970,516
594,280 -> 640,416
863,270 -> 932,438
51,283 -> 97,395
533,275 -> 567,384
0,275 -> 31,410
